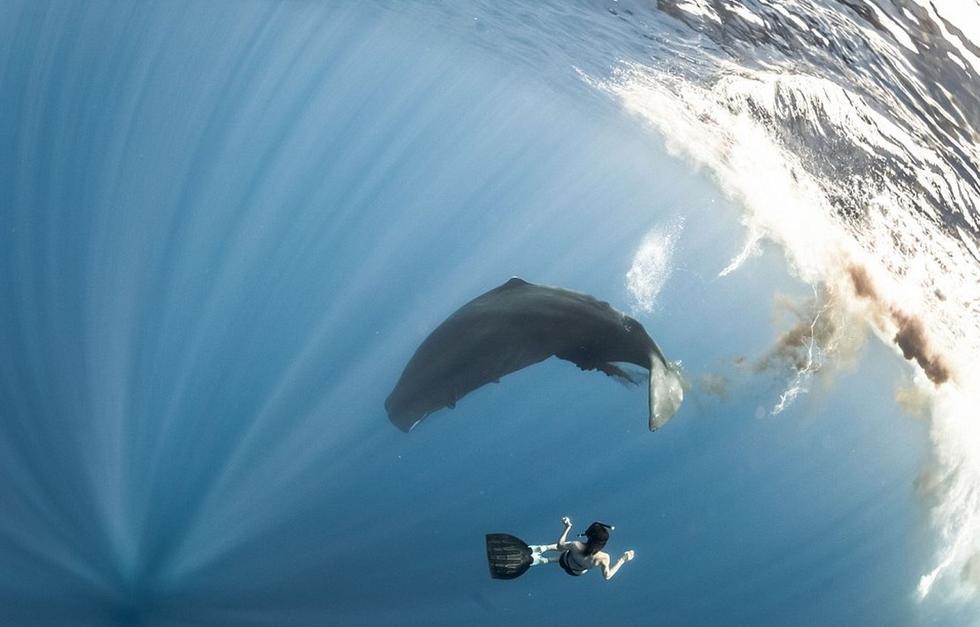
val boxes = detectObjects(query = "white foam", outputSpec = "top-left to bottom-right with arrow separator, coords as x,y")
626,218 -> 683,313
867,2 -> 918,53
676,0 -> 721,24
718,224 -> 762,277
726,2 -> 766,27
910,0 -> 980,72
598,60 -> 980,602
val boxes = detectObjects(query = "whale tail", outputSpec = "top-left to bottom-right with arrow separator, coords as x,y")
648,355 -> 684,431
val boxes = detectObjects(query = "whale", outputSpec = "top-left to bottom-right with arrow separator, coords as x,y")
385,277 -> 683,432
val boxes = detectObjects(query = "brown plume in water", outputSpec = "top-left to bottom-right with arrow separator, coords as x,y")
847,265 -> 950,385
963,552 -> 980,589
755,288 -> 865,378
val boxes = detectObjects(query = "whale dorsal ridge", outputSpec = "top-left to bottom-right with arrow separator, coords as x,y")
501,277 -> 531,289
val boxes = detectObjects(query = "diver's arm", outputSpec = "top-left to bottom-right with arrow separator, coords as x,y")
598,550 -> 635,580
556,516 -> 574,549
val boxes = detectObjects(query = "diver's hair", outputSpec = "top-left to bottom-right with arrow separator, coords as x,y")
582,522 -> 610,556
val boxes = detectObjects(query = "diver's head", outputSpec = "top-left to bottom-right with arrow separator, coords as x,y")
580,521 -> 614,556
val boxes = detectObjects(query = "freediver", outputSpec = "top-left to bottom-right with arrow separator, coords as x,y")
486,517 -> 634,580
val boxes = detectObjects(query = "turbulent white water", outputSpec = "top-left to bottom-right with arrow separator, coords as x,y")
626,218 -> 683,313
593,0 -> 980,602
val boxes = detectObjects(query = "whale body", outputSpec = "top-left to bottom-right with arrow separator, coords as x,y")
385,277 -> 683,432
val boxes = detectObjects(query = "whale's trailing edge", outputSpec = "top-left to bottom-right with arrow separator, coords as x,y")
386,277 -> 683,432
649,354 -> 683,431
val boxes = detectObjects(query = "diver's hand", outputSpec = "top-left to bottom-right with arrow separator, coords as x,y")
561,516 -> 572,527
624,550 -> 635,561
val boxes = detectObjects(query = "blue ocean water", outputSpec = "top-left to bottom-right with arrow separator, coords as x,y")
1,1 -> 978,625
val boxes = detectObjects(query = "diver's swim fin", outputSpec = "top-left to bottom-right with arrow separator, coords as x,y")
486,533 -> 533,579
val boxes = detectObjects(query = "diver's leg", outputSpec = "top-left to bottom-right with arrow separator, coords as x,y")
528,540 -> 560,567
